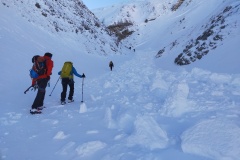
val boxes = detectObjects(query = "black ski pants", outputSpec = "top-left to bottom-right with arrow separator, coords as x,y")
32,78 -> 48,109
61,78 -> 74,102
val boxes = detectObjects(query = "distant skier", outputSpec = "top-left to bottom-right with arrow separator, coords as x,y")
109,61 -> 114,71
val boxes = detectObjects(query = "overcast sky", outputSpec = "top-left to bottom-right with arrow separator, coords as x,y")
82,0 -> 129,9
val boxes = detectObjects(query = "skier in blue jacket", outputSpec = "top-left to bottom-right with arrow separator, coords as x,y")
58,63 -> 85,105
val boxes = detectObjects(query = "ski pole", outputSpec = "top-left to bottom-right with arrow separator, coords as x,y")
24,85 -> 33,94
81,76 -> 84,103
49,76 -> 60,96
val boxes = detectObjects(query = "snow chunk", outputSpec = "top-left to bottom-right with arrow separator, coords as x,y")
75,141 -> 107,157
232,77 -> 240,86
181,119 -> 240,160
127,115 -> 169,150
160,81 -> 195,117
86,130 -> 99,134
57,141 -> 76,155
104,81 -> 112,88
104,106 -> 117,129
210,73 -> 232,84
151,71 -> 169,91
53,131 -> 69,140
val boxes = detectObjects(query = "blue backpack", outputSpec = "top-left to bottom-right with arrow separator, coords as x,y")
30,55 -> 46,78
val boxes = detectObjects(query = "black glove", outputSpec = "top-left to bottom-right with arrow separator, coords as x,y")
82,73 -> 85,78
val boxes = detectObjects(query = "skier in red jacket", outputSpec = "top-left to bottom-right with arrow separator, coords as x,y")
30,52 -> 53,114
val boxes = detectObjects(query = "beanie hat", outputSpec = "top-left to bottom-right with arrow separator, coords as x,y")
44,52 -> 52,58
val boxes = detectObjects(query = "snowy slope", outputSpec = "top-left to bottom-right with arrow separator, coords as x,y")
93,0 -> 176,24
93,0 -> 240,73
1,0 -> 240,160
1,0 -> 121,55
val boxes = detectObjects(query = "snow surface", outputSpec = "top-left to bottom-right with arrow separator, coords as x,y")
1,0 -> 240,160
